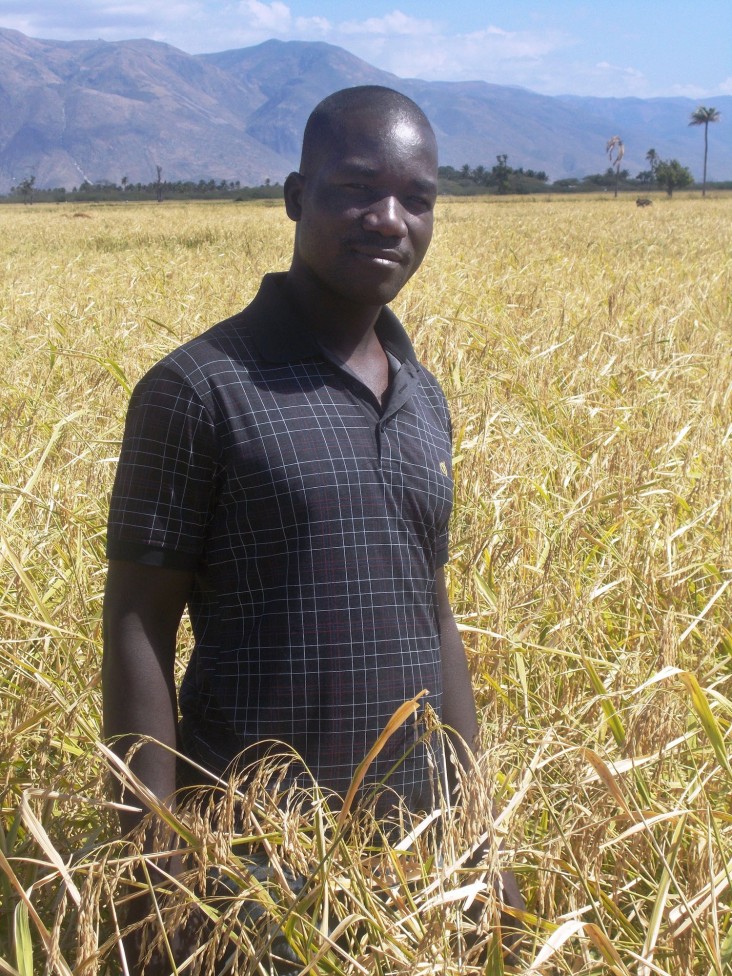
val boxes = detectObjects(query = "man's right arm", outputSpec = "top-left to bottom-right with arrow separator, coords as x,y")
102,559 -> 193,837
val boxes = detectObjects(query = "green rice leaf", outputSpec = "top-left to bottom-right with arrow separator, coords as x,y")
13,903 -> 32,976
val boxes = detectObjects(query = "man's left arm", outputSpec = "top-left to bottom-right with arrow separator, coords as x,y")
435,566 -> 479,771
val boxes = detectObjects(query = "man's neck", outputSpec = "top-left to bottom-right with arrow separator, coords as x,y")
284,267 -> 392,403
284,266 -> 384,362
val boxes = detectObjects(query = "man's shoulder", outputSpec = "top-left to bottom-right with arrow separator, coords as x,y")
159,308 -> 256,374
415,360 -> 444,393
414,361 -> 449,408
137,274 -> 292,390
127,314 -> 252,415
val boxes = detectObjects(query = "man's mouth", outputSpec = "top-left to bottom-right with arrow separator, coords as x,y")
349,243 -> 407,265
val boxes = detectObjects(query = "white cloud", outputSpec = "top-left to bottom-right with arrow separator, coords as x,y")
293,15 -> 331,35
668,78 -> 732,98
284,13 -> 574,88
668,83 -> 713,99
237,0 -> 291,33
463,24 -> 565,60
194,0 -> 322,48
339,11 -> 438,37
584,61 -> 650,96
166,4 -> 575,88
0,0 -> 200,40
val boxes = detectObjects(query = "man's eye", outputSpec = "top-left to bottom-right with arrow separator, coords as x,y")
408,196 -> 433,212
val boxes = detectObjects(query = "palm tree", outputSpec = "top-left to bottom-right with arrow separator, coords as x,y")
606,136 -> 625,198
645,148 -> 659,175
689,106 -> 721,197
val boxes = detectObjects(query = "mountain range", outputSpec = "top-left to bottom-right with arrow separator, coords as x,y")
1,27 -> 729,193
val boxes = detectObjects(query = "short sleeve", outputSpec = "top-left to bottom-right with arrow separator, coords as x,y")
106,363 -> 219,570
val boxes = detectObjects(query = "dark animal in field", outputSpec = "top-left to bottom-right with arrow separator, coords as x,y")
636,197 -> 652,207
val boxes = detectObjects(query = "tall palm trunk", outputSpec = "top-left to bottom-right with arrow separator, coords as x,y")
690,107 -> 720,199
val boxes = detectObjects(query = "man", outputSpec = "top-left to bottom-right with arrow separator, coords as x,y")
103,84 -> 522,961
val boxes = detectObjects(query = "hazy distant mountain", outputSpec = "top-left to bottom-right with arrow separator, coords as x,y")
1,27 -> 729,192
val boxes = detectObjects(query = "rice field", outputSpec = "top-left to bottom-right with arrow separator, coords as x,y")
1,193 -> 731,975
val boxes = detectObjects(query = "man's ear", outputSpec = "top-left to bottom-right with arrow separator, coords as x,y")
284,172 -> 304,221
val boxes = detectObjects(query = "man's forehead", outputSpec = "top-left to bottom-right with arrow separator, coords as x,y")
338,110 -> 431,143
390,118 -> 429,143
320,113 -> 437,167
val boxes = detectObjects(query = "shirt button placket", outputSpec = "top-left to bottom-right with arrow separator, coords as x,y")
378,420 -> 389,470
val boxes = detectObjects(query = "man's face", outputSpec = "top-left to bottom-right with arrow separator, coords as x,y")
285,110 -> 438,308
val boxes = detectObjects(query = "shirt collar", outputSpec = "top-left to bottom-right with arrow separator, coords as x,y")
244,273 -> 419,367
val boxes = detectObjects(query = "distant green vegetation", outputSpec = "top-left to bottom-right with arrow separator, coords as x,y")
437,157 -> 729,196
2,176 -> 284,205
3,156 -> 730,205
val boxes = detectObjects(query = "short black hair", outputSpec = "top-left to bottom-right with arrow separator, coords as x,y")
299,86 -> 434,174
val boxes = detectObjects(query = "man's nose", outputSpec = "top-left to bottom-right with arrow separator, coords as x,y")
362,196 -> 408,237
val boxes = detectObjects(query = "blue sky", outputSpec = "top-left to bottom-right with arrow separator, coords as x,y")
1,0 -> 730,98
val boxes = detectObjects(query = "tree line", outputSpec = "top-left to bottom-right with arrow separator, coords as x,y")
4,105 -> 723,203
438,156 -> 549,195
4,176 -> 284,205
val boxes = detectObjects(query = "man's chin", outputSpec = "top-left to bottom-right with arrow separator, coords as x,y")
292,261 -> 414,310
332,271 -> 412,308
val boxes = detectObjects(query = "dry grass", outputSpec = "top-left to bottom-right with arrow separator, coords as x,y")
1,194 -> 731,974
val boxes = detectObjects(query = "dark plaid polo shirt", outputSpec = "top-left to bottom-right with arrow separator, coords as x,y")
107,273 -> 454,809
